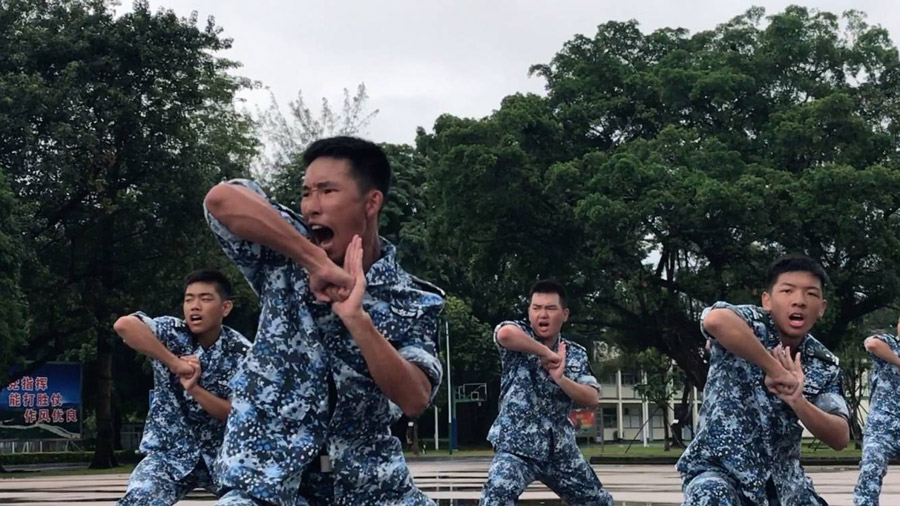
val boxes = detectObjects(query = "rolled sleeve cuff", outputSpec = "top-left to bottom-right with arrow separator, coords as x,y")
130,311 -> 157,336
868,333 -> 900,356
576,375 -> 601,393
399,345 -> 444,402
203,179 -> 269,243
493,320 -> 528,348
813,391 -> 851,421
700,302 -> 754,341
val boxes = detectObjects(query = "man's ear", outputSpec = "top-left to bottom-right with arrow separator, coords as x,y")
365,190 -> 383,218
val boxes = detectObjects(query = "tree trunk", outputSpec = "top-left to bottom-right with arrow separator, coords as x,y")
669,378 -> 691,448
90,334 -> 117,468
658,317 -> 709,390
662,404 -> 671,451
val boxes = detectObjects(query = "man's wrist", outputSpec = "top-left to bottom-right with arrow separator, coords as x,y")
341,309 -> 372,333
301,247 -> 330,273
165,356 -> 183,374
761,355 -> 784,377
785,391 -> 809,410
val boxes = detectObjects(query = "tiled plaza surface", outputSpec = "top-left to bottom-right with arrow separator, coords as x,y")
0,458 -> 896,505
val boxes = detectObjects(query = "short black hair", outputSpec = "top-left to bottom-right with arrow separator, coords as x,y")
183,270 -> 233,300
302,136 -> 392,202
529,279 -> 568,309
765,254 -> 829,291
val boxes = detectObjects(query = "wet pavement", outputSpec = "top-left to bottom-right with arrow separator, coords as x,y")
0,458 -> 895,505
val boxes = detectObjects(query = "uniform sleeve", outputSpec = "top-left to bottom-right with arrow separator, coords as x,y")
130,313 -> 183,377
204,179 -> 308,295
811,372 -> 851,421
389,293 -> 446,403
700,301 -> 766,343
567,344 -> 601,393
493,320 -> 534,355
867,333 -> 900,362
130,312 -> 180,349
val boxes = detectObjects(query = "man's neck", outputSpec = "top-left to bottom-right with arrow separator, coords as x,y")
196,327 -> 221,350
539,334 -> 560,349
362,230 -> 381,272
778,333 -> 805,354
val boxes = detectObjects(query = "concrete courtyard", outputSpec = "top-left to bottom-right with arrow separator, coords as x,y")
0,458 -> 897,505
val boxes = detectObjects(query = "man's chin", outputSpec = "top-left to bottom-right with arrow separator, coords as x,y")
777,324 -> 812,341
535,330 -> 554,340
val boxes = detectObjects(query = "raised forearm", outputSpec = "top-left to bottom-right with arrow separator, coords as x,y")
791,398 -> 849,450
865,337 -> 900,368
186,386 -> 231,422
114,317 -> 180,372
344,312 -> 432,418
496,325 -> 552,358
704,309 -> 783,375
556,376 -> 600,408
204,183 -> 329,271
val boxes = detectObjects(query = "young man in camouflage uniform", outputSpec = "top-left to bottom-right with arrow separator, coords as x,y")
116,270 -> 251,506
204,136 -> 444,505
480,279 -> 614,506
853,319 -> 900,505
677,255 -> 850,505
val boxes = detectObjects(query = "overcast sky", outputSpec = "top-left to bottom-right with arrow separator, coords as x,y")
126,0 -> 900,145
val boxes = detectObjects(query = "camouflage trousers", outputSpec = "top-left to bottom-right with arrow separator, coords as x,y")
217,448 -> 433,506
118,455 -> 214,506
217,462 -> 333,506
682,470 -> 827,506
854,431 -> 900,505
479,447 -> 613,506
213,273 -> 329,505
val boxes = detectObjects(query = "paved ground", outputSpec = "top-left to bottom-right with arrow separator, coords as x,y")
0,458 -> 896,505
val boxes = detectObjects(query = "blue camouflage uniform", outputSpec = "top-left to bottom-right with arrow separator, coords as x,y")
480,320 -> 614,506
207,179 -> 444,506
677,302 -> 849,506
119,313 -> 250,506
853,333 -> 900,505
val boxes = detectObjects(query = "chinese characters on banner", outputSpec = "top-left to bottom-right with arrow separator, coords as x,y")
0,363 -> 81,439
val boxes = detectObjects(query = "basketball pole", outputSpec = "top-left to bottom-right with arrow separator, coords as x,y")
445,320 -> 454,455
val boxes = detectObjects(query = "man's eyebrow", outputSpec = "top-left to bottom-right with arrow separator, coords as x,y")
301,181 -> 337,190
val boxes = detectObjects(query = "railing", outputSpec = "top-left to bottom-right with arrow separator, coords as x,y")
0,439 -> 83,454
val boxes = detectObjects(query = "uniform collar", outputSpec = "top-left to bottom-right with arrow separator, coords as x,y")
365,237 -> 399,289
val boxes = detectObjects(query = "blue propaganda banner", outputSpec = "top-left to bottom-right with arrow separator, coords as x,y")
0,363 -> 82,440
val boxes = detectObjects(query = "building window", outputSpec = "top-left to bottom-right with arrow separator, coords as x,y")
600,407 -> 616,429
623,407 -> 643,429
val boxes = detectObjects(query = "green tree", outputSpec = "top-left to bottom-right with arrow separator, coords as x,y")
420,6 -> 900,389
633,349 -> 680,451
0,168 -> 28,384
0,0 -> 257,467
256,84 -> 378,201
417,93 -> 583,325
441,296 -> 499,385
836,341 -> 870,447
